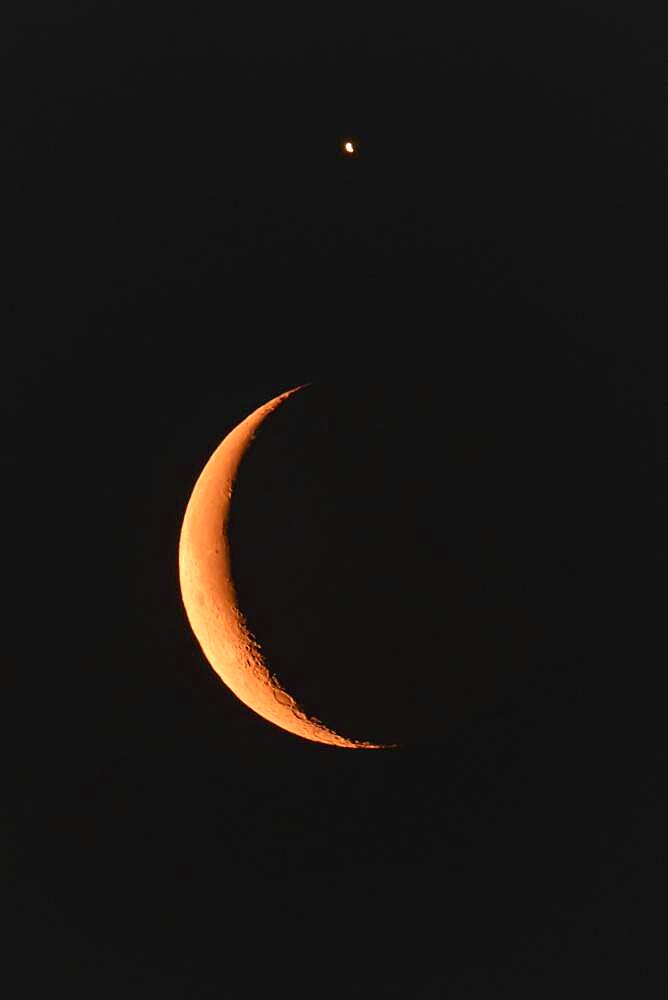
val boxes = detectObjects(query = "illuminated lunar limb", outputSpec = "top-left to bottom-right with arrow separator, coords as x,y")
178,387 -> 392,749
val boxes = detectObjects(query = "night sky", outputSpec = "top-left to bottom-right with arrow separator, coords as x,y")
4,4 -> 667,996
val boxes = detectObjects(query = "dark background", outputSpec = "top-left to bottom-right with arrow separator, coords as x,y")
4,3 -> 667,996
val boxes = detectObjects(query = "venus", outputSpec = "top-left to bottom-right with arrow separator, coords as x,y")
178,387 -> 391,748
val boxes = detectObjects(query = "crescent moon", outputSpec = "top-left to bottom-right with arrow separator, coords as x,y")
178,387 -> 389,749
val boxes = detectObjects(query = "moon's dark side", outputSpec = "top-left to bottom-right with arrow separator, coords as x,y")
227,353 -> 644,748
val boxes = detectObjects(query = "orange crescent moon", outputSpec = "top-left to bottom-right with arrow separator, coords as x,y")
178,387 -> 389,749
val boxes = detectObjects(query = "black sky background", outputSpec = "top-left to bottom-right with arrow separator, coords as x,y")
4,3 -> 667,996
